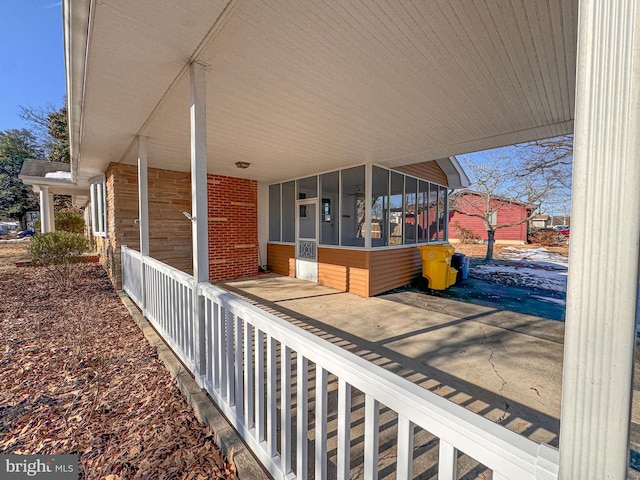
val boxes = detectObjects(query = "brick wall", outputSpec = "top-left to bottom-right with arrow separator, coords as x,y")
207,174 -> 259,282
96,163 -> 258,287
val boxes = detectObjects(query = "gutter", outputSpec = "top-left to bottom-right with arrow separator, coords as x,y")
63,0 -> 94,184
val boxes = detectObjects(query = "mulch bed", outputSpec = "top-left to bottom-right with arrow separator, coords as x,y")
0,262 -> 237,479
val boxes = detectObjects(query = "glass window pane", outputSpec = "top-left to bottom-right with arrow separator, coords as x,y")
404,176 -> 417,244
282,181 -> 295,242
418,181 -> 429,243
298,203 -> 316,238
389,172 -> 404,245
341,166 -> 366,247
269,184 -> 281,241
439,185 -> 448,241
371,166 -> 389,247
297,176 -> 317,199
429,183 -> 438,241
320,171 -> 339,245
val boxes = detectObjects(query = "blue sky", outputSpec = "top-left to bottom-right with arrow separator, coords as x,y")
0,0 -> 65,131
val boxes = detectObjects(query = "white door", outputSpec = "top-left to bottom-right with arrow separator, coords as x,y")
296,199 -> 318,282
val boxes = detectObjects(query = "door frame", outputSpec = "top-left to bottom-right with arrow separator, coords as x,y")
295,198 -> 319,282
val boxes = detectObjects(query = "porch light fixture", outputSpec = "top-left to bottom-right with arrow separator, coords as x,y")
235,161 -> 251,169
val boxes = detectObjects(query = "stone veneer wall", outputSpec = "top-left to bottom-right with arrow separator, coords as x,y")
96,163 -> 258,288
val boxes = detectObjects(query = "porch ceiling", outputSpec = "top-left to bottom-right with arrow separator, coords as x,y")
68,0 -> 577,186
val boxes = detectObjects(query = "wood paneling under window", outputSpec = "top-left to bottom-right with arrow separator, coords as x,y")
267,244 -> 295,277
369,248 -> 422,297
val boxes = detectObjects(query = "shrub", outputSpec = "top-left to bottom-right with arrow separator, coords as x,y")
453,222 -> 479,244
528,229 -> 560,246
33,209 -> 85,234
28,232 -> 90,287
55,210 -> 85,234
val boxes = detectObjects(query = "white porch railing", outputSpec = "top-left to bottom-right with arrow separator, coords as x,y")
121,246 -> 559,480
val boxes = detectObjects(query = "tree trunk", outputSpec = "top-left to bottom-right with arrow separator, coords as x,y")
485,230 -> 495,262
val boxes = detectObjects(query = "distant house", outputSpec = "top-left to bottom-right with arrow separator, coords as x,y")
448,190 -> 536,244
530,214 -> 551,229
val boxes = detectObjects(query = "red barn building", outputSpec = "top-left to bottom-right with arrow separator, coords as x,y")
449,190 -> 535,244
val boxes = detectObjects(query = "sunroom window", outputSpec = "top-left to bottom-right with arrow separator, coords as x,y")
268,165 -> 448,248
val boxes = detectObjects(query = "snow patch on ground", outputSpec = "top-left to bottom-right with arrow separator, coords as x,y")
470,247 -> 568,294
500,246 -> 569,266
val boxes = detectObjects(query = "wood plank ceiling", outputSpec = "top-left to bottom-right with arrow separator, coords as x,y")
75,0 -> 577,185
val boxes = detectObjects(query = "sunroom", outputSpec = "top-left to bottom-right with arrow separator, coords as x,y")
267,159 -> 467,296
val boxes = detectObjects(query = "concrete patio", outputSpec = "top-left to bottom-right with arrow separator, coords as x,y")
219,273 -> 640,466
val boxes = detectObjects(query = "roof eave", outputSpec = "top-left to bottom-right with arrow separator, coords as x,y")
63,0 -> 93,185
436,157 -> 471,189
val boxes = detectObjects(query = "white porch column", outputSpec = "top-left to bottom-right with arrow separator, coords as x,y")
190,61 -> 209,386
48,193 -> 55,232
559,1 -> 640,479
137,136 -> 150,257
39,186 -> 52,233
137,136 -> 150,316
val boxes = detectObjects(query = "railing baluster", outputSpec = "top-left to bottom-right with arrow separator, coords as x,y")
297,354 -> 309,480
235,315 -> 244,422
204,297 -> 212,390
176,285 -> 181,352
226,310 -> 234,405
438,439 -> 457,480
337,378 -> 351,480
218,306 -> 226,397
212,302 -> 220,390
244,321 -> 254,429
281,346 -> 292,475
255,329 -> 265,442
267,335 -> 277,457
396,415 -> 414,480
315,366 -> 328,480
364,395 -> 379,480
188,283 -> 194,365
171,279 -> 177,350
162,273 -> 168,334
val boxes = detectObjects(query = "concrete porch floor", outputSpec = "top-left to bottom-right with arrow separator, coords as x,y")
218,273 -> 640,468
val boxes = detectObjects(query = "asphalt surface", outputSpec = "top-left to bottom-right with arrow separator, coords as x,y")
408,275 -> 566,321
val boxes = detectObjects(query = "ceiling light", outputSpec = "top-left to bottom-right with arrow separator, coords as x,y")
235,161 -> 251,169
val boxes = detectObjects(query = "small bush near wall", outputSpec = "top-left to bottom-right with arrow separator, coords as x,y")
528,229 -> 560,246
29,232 -> 89,287
453,222 -> 480,244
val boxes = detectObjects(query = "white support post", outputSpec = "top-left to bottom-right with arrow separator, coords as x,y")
137,136 -> 150,316
559,1 -> 640,479
48,192 -> 55,232
190,60 -> 209,388
364,163 -> 372,249
39,186 -> 51,233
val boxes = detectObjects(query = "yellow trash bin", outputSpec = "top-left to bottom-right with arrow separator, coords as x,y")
418,244 -> 458,290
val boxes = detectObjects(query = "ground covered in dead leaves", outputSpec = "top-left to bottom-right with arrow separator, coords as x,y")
0,245 -> 237,479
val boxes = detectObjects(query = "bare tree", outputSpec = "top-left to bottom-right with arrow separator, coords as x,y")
19,100 -> 70,163
519,135 -> 573,188
451,154 -> 561,261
